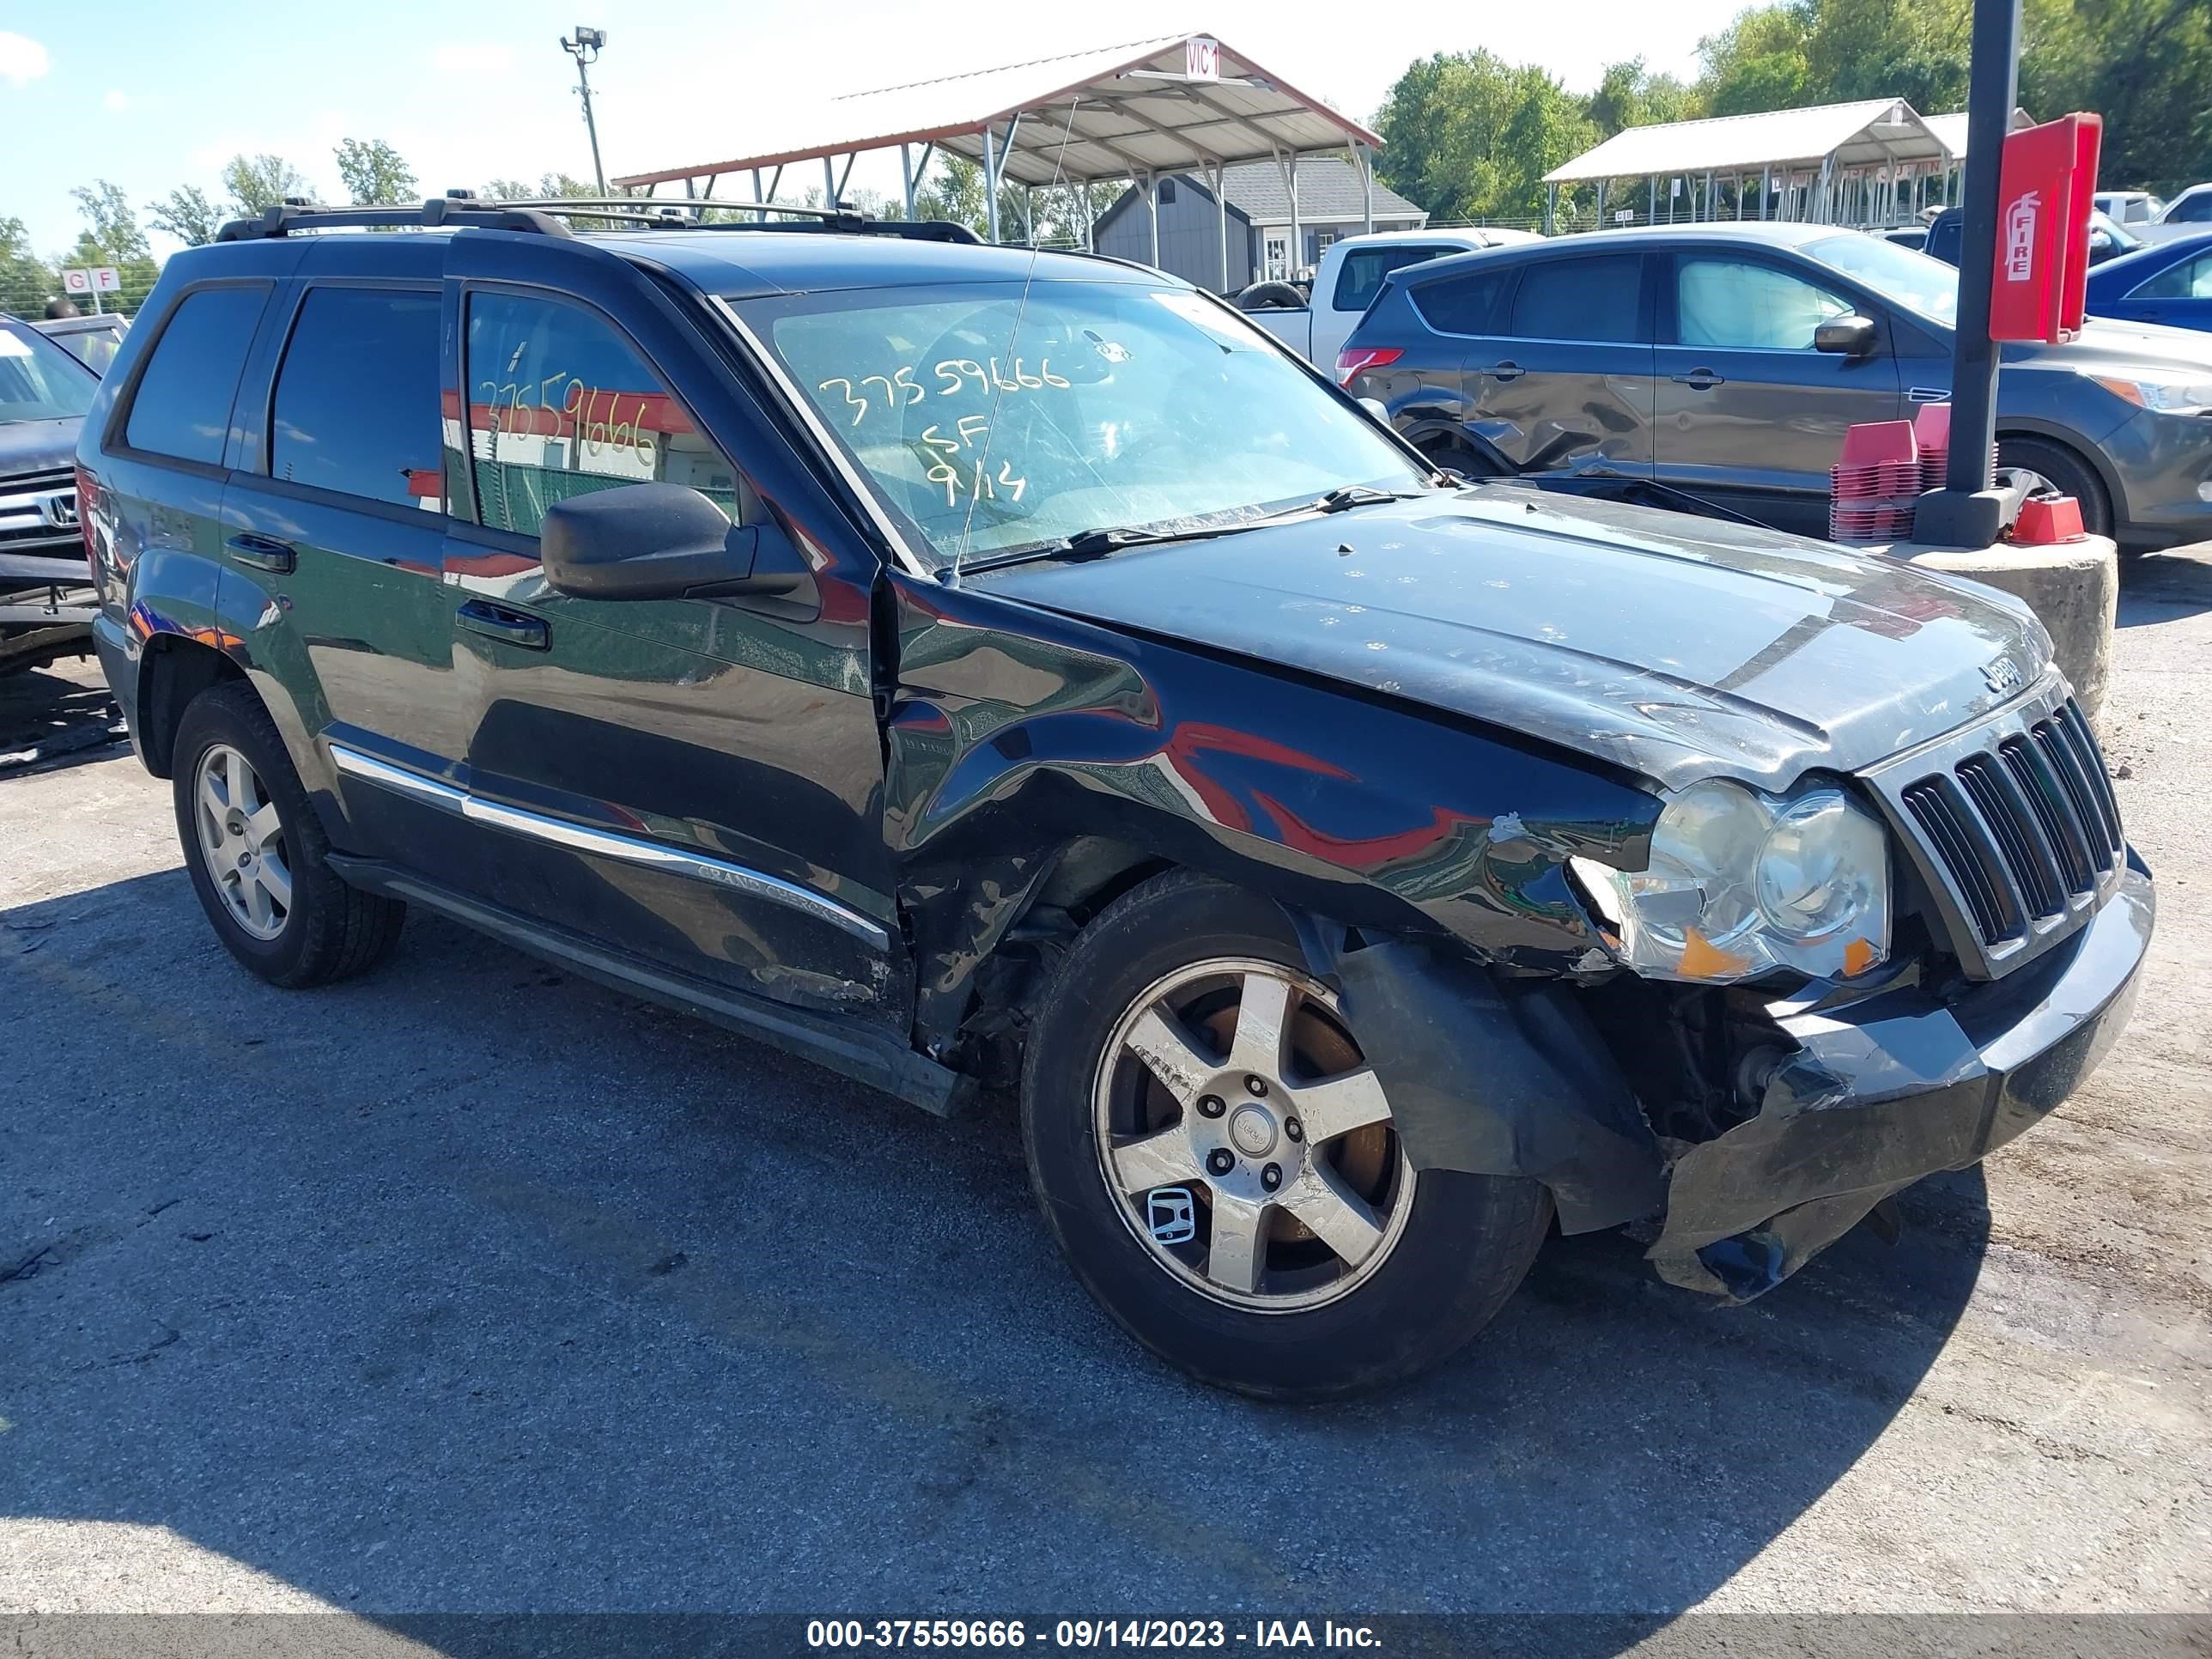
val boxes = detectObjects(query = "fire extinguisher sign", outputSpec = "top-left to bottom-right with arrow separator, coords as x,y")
2003,191 -> 2039,282
1987,114 -> 2102,343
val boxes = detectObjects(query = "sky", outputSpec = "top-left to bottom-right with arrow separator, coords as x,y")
2,0 -> 1748,258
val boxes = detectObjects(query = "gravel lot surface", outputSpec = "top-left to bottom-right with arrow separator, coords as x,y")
3,552 -> 2209,1635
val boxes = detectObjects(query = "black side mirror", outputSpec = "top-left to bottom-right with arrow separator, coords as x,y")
540,482 -> 809,601
1814,314 -> 1878,356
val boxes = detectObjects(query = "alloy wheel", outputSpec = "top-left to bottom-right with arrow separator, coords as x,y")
193,743 -> 294,941
1092,957 -> 1416,1313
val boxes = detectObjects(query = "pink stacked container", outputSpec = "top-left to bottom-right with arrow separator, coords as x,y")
1829,421 -> 1922,543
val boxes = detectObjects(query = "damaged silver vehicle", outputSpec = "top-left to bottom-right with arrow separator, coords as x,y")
84,211 -> 2153,1399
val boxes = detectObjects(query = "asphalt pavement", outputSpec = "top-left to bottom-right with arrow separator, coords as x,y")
3,552 -> 2209,1639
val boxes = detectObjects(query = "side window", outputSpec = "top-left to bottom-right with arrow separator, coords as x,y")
1333,246 -> 1453,313
2166,192 -> 2212,224
1507,254 -> 1643,343
1409,267 -> 1515,336
122,285 -> 269,465
270,288 -> 443,508
465,290 -> 744,538
2131,254 -> 2212,301
1676,258 -> 1852,350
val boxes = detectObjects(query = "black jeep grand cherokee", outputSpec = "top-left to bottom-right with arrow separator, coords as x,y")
77,200 -> 2152,1398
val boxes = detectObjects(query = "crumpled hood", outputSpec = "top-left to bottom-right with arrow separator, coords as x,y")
971,485 -> 2051,792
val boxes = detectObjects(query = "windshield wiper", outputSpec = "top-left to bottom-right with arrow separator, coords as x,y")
957,486 -> 1437,578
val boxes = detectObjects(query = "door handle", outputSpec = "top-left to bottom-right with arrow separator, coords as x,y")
457,599 -> 550,650
1907,386 -> 1949,403
224,533 -> 295,574
1486,360 -> 1524,382
1669,368 -> 1725,390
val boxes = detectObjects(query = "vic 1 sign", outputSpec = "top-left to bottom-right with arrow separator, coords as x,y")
1184,37 -> 1219,80
62,267 -> 122,295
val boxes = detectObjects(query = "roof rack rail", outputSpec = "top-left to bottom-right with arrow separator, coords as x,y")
212,191 -> 982,246
215,195 -> 573,241
499,197 -> 983,244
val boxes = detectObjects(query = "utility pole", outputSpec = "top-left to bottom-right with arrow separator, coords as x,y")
1914,0 -> 2021,549
561,27 -> 609,195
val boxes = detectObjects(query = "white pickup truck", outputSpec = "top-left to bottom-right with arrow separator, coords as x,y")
1237,227 -> 1543,375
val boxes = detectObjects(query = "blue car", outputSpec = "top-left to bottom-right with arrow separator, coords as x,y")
2087,233 -> 2212,332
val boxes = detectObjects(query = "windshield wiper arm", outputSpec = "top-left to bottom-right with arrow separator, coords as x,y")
1312,483 -> 1407,513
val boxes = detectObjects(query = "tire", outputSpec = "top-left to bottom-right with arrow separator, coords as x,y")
1416,433 -> 1503,479
1998,435 -> 2113,539
1020,869 -> 1552,1400
172,681 -> 405,988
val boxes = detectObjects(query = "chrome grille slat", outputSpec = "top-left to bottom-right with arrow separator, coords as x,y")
1861,684 -> 2124,980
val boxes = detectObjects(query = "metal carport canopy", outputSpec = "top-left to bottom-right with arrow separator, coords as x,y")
610,33 -> 1379,192
1542,98 -> 1950,184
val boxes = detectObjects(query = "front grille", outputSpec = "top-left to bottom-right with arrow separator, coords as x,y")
0,468 -> 80,555
1871,690 -> 2123,977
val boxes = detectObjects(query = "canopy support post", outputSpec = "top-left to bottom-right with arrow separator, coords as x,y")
823,156 -> 836,210
983,125 -> 1000,243
1024,185 -> 1035,246
1210,161 -> 1230,292
1546,180 -> 1558,234
899,144 -> 916,220
1759,164 -> 1770,221
1649,175 -> 1656,225
1352,143 -> 1375,234
1145,171 -> 1159,266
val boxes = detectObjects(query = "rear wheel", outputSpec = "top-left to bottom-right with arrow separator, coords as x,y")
1998,435 -> 2113,539
1021,871 -> 1551,1399
172,682 -> 405,988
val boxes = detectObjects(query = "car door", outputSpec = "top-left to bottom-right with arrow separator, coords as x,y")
1653,251 -> 1902,536
2100,249 -> 2212,330
217,242 -> 465,860
1463,251 -> 1655,478
440,235 -> 907,1027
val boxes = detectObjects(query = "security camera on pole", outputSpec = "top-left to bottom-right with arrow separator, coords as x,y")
561,26 -> 609,196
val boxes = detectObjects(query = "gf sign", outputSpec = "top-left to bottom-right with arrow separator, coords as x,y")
62,266 -> 121,295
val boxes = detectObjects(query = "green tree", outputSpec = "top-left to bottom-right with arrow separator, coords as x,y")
1589,58 -> 1706,136
1374,50 -> 1596,223
1698,4 -> 1816,116
0,216 -> 58,315
63,182 -> 159,311
150,185 -> 223,247
222,153 -> 314,216
333,137 -> 418,205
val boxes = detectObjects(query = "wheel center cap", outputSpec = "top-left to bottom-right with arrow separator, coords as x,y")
1228,1103 -> 1278,1158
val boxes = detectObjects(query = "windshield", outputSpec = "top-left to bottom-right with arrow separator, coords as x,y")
1804,234 -> 1960,328
738,280 -> 1426,569
0,319 -> 99,423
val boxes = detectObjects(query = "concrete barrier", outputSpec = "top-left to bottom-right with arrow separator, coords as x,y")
1874,536 -> 2118,720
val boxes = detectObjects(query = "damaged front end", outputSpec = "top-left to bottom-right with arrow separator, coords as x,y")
1328,845 -> 2153,1305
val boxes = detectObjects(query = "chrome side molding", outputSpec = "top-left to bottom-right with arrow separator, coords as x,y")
327,742 -> 890,949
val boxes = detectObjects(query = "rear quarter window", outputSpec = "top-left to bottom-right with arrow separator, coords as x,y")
1333,246 -> 1456,313
122,284 -> 271,466
1407,267 -> 1516,336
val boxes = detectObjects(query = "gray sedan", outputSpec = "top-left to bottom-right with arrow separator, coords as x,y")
1340,222 -> 2212,549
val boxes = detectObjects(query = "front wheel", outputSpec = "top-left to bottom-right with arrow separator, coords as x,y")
1021,872 -> 1551,1399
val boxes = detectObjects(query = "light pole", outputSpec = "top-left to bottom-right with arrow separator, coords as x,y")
560,26 -> 608,195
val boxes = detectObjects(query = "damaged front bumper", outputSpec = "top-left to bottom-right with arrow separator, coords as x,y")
1650,856 -> 2154,1299
1336,855 -> 2154,1304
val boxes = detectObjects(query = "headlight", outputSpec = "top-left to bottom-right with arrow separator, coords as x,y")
2093,375 -> 2212,416
1571,779 -> 1890,984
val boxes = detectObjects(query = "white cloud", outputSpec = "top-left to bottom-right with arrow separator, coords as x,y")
0,30 -> 52,85
434,42 -> 516,78
102,88 -> 129,112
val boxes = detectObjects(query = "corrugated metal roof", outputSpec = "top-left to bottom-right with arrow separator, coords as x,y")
612,33 -> 1381,192
1544,99 -> 1949,185
1921,107 -> 2034,161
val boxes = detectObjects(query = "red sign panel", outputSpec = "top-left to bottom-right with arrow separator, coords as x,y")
1988,113 -> 2102,343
